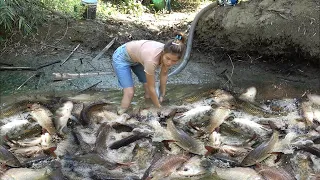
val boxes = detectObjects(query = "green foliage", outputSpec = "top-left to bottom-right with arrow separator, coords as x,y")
97,1 -> 119,18
172,0 -> 210,11
0,0 -> 85,36
41,0 -> 86,19
0,0 -> 46,35
99,0 -> 146,17
118,0 -> 146,15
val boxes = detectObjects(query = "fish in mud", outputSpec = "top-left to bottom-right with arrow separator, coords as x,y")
66,92 -> 109,103
241,131 -> 279,166
225,117 -> 271,139
0,100 -> 35,119
89,171 -> 140,180
292,153 -> 314,180
183,89 -> 215,103
14,133 -> 52,147
205,144 -> 252,158
108,131 -> 152,150
5,123 -> 42,141
94,122 -> 112,153
141,143 -> 165,180
29,103 -> 56,135
207,104 -> 231,133
1,162 -> 60,180
214,167 -> 264,180
176,105 -> 213,125
0,145 -> 21,167
297,145 -> 320,157
166,110 -> 206,155
111,122 -> 134,133
239,87 -> 257,102
307,94 -> 320,105
300,100 -> 314,126
211,89 -> 286,117
10,145 -> 56,158
175,156 -> 206,177
80,102 -> 115,126
255,165 -> 295,180
54,101 -> 74,134
22,154 -> 52,168
69,152 -> 131,170
150,154 -> 189,180
232,97 -> 286,118
70,128 -> 93,153
131,142 -> 153,170
210,89 -> 234,104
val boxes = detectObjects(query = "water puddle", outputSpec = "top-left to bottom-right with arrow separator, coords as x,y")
0,84 -> 319,179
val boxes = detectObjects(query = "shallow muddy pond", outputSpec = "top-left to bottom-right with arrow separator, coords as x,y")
0,83 -> 319,179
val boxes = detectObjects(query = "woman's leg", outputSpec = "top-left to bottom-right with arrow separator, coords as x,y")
131,64 -> 150,99
143,83 -> 150,98
121,87 -> 134,109
112,44 -> 135,113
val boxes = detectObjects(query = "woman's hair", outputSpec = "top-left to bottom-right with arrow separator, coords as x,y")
163,32 -> 186,59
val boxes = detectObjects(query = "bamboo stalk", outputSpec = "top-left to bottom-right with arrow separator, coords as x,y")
39,43 -> 92,56
37,60 -> 61,70
91,37 -> 117,61
16,73 -> 40,90
60,44 -> 81,66
78,80 -> 102,93
0,62 -> 14,66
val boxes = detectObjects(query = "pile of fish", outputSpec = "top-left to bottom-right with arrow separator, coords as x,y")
0,87 -> 320,180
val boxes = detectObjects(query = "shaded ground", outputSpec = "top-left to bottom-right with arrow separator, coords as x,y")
0,3 -> 319,100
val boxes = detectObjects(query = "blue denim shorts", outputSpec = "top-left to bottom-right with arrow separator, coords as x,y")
112,44 -> 147,88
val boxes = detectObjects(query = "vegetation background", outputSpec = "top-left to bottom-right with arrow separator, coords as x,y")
0,0 -> 207,40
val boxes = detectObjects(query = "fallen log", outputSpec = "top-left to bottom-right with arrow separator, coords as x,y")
53,72 -> 113,81
0,66 -> 37,71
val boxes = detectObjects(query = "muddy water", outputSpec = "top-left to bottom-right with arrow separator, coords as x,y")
1,82 -> 320,179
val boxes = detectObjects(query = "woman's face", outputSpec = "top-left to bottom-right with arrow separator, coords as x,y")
162,53 -> 180,67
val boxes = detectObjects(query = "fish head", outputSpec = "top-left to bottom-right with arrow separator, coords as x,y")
240,156 -> 256,167
210,89 -> 234,104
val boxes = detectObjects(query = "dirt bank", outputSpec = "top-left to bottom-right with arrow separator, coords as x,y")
196,0 -> 320,65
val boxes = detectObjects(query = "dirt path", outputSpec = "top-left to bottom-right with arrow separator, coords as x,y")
0,3 -> 319,99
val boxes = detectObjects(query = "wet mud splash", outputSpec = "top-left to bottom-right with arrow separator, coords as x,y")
0,84 -> 320,180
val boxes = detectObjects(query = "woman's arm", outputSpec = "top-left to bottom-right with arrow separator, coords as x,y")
146,73 -> 161,108
159,65 -> 169,100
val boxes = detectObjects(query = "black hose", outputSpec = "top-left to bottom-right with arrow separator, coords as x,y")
168,2 -> 218,77
156,2 -> 219,97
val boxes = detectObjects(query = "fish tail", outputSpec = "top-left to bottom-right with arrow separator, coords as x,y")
161,140 -> 176,151
44,147 -> 57,158
204,146 -> 219,156
114,161 -> 134,169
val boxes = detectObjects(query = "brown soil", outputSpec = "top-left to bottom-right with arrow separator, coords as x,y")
0,3 -> 319,98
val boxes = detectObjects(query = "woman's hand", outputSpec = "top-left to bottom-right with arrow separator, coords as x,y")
159,95 -> 164,103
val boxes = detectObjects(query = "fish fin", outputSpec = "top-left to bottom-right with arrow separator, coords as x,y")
42,128 -> 48,134
114,161 -> 134,170
272,152 -> 284,163
4,134 -> 15,144
188,121 -> 201,131
267,120 -> 280,131
44,147 -> 57,158
168,109 -> 177,118
242,133 -> 258,146
162,140 -> 176,151
204,146 -> 219,156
